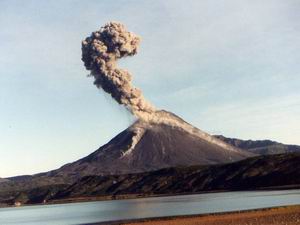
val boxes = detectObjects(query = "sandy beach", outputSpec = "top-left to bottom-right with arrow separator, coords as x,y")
120,205 -> 300,225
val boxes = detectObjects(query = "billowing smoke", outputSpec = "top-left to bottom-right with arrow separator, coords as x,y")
81,22 -> 241,155
81,22 -> 155,119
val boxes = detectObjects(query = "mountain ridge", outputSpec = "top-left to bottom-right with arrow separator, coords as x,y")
215,135 -> 300,155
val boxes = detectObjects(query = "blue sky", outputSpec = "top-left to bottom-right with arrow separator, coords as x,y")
0,0 -> 299,177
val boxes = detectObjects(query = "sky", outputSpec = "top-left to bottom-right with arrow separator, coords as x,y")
0,0 -> 299,177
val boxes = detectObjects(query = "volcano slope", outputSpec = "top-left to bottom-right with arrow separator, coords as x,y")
48,111 -> 253,178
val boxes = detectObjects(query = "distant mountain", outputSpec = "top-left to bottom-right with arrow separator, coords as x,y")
46,111 -> 253,178
215,135 -> 300,155
50,153 -> 300,201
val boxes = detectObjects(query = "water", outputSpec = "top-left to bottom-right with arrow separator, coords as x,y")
0,189 -> 299,225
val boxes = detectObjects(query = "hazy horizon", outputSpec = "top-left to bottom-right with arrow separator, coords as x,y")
1,0 -> 299,177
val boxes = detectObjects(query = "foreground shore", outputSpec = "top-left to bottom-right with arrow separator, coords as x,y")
99,205 -> 300,225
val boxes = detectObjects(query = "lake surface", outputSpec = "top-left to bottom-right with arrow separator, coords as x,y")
0,189 -> 300,225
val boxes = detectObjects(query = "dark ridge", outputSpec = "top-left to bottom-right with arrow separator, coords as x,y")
1,153 -> 299,206
51,153 -> 300,201
6,175 -> 33,182
215,135 -> 300,155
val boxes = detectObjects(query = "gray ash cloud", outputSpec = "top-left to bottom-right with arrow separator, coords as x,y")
81,22 -> 155,119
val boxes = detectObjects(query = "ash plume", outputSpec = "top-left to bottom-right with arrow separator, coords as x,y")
80,22 -> 244,157
81,22 -> 155,119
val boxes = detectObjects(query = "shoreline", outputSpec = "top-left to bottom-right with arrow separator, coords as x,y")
88,205 -> 300,225
1,185 -> 300,208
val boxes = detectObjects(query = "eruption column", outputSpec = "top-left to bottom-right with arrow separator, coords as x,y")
81,22 -> 155,119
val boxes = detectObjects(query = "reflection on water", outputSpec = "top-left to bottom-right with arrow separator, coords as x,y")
0,189 -> 299,225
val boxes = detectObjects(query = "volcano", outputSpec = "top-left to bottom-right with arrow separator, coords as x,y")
50,111 -> 254,178
62,23 -> 254,178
